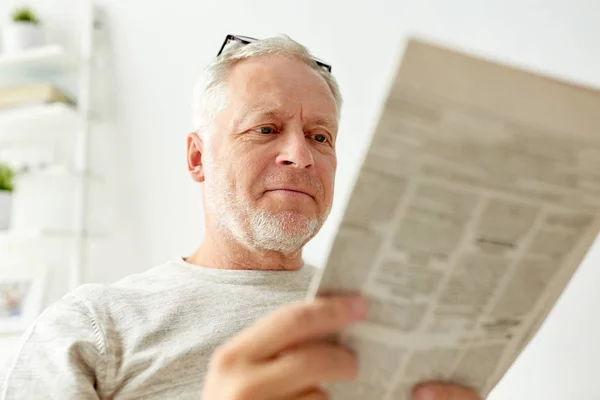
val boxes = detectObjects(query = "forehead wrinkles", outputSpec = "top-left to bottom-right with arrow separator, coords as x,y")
228,75 -> 337,127
225,59 -> 337,121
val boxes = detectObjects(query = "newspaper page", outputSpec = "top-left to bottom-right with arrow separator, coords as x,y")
307,38 -> 600,400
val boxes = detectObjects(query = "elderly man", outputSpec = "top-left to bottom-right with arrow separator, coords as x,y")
1,35 -> 480,400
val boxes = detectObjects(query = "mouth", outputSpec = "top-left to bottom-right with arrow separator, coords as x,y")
265,189 -> 315,200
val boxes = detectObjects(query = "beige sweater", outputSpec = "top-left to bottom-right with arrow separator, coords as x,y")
0,258 -> 316,399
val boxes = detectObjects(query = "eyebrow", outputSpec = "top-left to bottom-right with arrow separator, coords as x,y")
236,106 -> 338,130
313,116 -> 338,130
239,107 -> 284,125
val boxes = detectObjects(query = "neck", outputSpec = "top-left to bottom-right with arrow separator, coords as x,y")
186,226 -> 305,271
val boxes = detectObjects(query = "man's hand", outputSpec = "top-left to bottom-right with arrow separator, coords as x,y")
413,382 -> 482,400
202,294 -> 368,399
202,293 -> 481,400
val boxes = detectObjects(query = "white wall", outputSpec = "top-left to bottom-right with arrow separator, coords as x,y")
2,0 -> 600,398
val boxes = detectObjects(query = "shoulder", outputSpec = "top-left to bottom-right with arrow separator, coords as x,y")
64,259 -> 189,324
76,257 -> 196,299
6,263 -> 170,353
0,261 -> 183,382
1,284 -> 110,398
13,259 -> 184,345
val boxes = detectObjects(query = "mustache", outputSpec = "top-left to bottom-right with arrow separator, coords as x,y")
261,171 -> 323,192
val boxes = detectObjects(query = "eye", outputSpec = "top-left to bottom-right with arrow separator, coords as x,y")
255,126 -> 278,135
312,133 -> 329,144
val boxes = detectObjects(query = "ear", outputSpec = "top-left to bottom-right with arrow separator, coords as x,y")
187,132 -> 205,183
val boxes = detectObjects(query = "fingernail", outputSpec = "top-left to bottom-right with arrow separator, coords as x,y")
350,296 -> 368,318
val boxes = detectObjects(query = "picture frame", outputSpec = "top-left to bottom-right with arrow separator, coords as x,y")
0,262 -> 47,333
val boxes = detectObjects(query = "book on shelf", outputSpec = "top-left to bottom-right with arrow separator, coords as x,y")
0,83 -> 75,111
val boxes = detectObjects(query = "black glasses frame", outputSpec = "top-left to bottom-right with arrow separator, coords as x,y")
216,34 -> 333,73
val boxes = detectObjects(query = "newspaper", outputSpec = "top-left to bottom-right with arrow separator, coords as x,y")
307,38 -> 600,400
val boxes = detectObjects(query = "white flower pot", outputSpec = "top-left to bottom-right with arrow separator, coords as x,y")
2,22 -> 45,54
0,190 -> 12,230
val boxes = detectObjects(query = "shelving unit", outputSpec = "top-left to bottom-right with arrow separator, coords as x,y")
0,102 -> 78,144
0,44 -> 78,81
0,3 -> 104,326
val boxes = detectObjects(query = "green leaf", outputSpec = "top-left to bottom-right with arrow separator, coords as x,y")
0,163 -> 14,192
11,7 -> 40,24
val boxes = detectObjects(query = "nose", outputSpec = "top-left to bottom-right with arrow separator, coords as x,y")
275,129 -> 314,169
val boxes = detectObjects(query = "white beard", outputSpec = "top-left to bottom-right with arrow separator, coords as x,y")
203,154 -> 324,254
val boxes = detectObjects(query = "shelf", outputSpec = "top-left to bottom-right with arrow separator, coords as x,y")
16,165 -> 104,183
0,44 -> 78,83
0,229 -> 104,242
0,228 -> 78,240
0,229 -> 79,247
0,102 -> 79,145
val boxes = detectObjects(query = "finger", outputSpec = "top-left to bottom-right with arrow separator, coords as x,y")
264,341 -> 357,397
412,382 -> 481,400
293,387 -> 330,400
225,294 -> 368,360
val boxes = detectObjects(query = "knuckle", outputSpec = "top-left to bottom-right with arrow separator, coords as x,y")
319,298 -> 344,323
310,344 -> 358,380
232,376 -> 267,400
281,297 -> 350,333
332,346 -> 359,379
207,345 -> 266,400
210,343 -> 237,372
289,305 -> 318,328
312,297 -> 347,324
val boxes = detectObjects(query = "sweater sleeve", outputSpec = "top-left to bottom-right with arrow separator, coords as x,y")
0,292 -> 106,400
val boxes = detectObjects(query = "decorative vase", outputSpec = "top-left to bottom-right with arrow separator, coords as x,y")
0,190 -> 12,230
2,21 -> 45,54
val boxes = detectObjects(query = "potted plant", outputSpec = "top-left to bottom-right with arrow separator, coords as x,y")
0,162 -> 14,230
2,6 -> 45,54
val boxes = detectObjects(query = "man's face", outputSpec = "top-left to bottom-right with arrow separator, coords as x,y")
200,56 -> 338,254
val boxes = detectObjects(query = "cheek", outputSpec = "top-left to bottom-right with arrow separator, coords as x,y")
236,151 -> 270,195
318,155 -> 337,201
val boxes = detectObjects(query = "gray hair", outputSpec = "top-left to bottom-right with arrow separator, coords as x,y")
191,34 -> 342,138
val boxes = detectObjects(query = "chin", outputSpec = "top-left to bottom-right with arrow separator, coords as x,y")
253,210 -> 321,241
272,210 -> 314,229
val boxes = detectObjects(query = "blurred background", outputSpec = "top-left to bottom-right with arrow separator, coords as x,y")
0,0 -> 599,398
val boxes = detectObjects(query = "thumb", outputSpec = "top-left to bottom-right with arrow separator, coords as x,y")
412,382 -> 481,400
